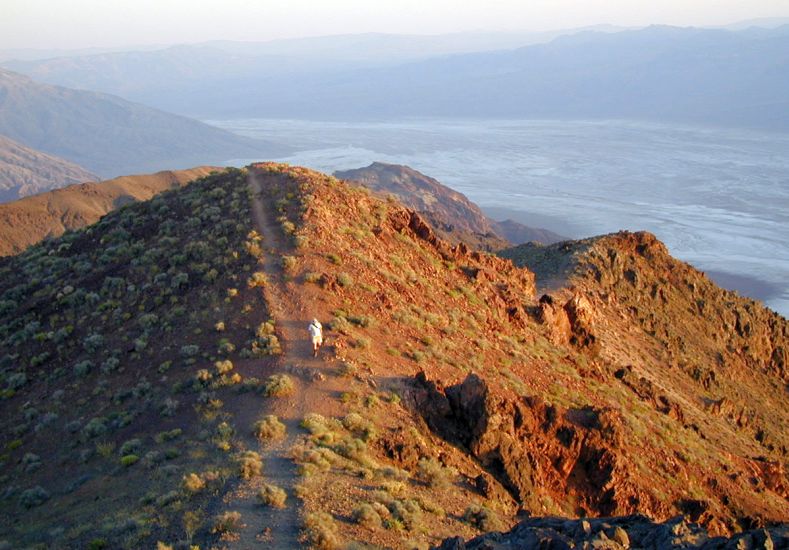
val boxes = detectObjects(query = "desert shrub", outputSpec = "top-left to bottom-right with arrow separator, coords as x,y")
160,398 -> 179,417
352,503 -> 382,529
254,415 -> 287,441
21,453 -> 41,472
120,454 -> 140,467
237,450 -> 263,479
338,362 -> 358,378
300,413 -> 341,435
247,272 -> 268,288
180,345 -> 199,358
342,413 -> 377,441
375,466 -> 410,482
263,374 -> 295,397
74,359 -> 93,378
215,360 -> 233,375
6,372 -> 27,389
257,483 -> 287,508
138,313 -> 159,330
82,417 -> 107,438
337,273 -> 353,288
303,512 -> 340,549
462,504 -> 501,531
19,486 -> 50,508
217,339 -> 236,355
417,458 -> 453,489
282,255 -> 297,271
281,220 -> 296,234
304,272 -> 322,284
212,511 -> 242,534
82,333 -> 104,353
119,438 -> 141,456
182,473 -> 206,494
155,428 -> 182,443
327,253 -> 342,265
96,441 -> 115,458
100,357 -> 120,374
155,490 -> 180,507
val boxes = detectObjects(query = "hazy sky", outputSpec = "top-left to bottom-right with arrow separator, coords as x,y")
2,0 -> 788,50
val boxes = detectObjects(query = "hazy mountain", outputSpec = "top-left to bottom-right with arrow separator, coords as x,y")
0,27 -> 626,107
0,166 -> 218,256
197,25 -> 788,129
0,68 -> 282,177
0,163 -> 785,548
0,135 -> 97,201
5,26 -> 788,129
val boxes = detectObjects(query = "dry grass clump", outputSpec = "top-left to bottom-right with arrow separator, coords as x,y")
257,483 -> 287,508
302,511 -> 341,549
253,414 -> 287,441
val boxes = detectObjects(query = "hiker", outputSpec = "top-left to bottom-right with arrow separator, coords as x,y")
308,318 -> 323,357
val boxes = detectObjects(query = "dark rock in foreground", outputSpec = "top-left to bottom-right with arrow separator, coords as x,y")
434,515 -> 787,549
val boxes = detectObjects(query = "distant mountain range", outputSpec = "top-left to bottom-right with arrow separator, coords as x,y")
0,135 -> 97,201
0,68 -> 283,178
4,25 -> 788,130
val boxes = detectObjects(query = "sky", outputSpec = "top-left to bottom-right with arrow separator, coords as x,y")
2,0 -> 788,50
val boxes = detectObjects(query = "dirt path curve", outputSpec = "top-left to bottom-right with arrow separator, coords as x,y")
221,170 -> 337,548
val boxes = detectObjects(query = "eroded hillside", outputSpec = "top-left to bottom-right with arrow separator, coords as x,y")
0,164 -> 786,549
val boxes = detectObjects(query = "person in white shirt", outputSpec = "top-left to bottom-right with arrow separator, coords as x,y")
308,318 -> 323,357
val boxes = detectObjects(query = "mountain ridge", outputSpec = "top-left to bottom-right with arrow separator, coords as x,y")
0,164 -> 785,548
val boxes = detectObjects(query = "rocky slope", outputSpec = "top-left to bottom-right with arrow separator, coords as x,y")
0,135 -> 97,202
0,166 -> 218,257
0,68 -> 282,177
335,162 -> 564,249
0,164 -> 785,549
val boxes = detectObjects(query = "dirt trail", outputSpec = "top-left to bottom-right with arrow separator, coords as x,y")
218,170 -> 338,548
